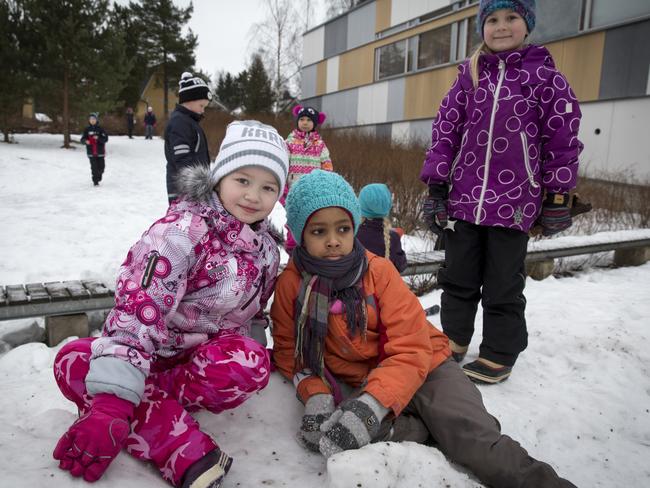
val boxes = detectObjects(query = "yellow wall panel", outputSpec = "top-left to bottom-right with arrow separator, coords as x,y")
339,45 -> 375,90
375,0 -> 391,33
316,61 -> 328,96
403,65 -> 458,120
546,32 -> 604,103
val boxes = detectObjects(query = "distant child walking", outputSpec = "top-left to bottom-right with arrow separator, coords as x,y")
271,170 -> 576,488
356,183 -> 407,273
282,105 -> 333,251
421,0 -> 583,383
53,120 -> 288,488
126,107 -> 135,139
144,106 -> 157,139
81,112 -> 108,186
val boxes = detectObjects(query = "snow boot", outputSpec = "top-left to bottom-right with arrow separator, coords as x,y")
449,339 -> 468,363
181,448 -> 233,488
462,358 -> 512,384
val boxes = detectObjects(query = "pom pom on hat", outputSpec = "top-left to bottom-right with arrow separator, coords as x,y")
477,0 -> 536,36
359,183 -> 392,219
285,169 -> 361,245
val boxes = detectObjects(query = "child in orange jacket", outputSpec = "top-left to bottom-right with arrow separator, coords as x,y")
271,170 -> 575,488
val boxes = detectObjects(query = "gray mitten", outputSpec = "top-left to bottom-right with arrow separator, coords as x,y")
319,393 -> 389,458
297,394 -> 335,452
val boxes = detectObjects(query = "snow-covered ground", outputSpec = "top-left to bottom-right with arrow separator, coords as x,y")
1,134 -> 649,487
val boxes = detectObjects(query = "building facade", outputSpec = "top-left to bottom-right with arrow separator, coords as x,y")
299,0 -> 650,180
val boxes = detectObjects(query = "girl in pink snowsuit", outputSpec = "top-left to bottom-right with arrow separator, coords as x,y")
52,120 -> 289,488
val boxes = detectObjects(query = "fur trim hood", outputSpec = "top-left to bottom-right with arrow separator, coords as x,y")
175,164 -> 217,203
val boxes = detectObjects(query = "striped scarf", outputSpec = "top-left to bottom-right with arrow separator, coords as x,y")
292,240 -> 368,379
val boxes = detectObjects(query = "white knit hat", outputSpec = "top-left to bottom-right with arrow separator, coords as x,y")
210,120 -> 288,193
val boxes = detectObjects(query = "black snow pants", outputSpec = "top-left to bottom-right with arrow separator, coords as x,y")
437,220 -> 529,366
89,157 -> 105,185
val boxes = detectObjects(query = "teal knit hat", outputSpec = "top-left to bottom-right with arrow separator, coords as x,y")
359,183 -> 392,218
285,169 -> 361,245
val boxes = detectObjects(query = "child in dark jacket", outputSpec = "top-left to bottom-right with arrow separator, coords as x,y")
53,121 -> 289,488
356,183 -> 407,273
271,170 -> 575,488
80,113 -> 108,186
421,0 -> 583,383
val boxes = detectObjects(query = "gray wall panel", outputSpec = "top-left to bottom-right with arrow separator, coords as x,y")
529,0 -> 581,43
324,16 -> 348,58
387,78 -> 405,121
321,89 -> 359,127
347,3 -> 376,50
599,20 -> 650,99
300,96 -> 322,112
300,65 -> 318,99
375,123 -> 392,140
410,120 -> 433,145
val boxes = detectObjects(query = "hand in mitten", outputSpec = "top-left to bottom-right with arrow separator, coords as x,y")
422,184 -> 449,235
297,394 -> 335,452
538,193 -> 572,236
53,393 -> 133,482
250,317 -> 269,347
319,393 -> 389,458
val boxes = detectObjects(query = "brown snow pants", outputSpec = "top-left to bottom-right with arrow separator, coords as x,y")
390,359 -> 576,488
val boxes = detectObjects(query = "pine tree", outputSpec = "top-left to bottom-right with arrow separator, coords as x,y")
22,0 -> 129,147
242,54 -> 273,114
131,0 -> 198,120
216,72 -> 241,112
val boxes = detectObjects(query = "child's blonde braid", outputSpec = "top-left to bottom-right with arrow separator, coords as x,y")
382,217 -> 392,259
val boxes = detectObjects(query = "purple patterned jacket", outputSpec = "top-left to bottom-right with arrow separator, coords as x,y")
90,194 -> 280,380
420,45 -> 583,232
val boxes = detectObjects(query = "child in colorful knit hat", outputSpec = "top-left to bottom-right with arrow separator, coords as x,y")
53,120 -> 288,488
271,169 -> 576,488
356,183 -> 407,273
421,0 -> 583,383
282,105 -> 333,252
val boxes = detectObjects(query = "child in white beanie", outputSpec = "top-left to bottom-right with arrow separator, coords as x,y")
52,120 -> 288,488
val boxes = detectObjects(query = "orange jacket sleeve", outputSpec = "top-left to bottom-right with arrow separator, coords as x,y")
270,266 -> 331,403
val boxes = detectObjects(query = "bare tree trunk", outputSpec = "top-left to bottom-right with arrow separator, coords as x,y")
163,51 -> 169,121
63,65 -> 70,149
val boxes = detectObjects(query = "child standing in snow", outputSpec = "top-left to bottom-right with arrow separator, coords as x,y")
356,183 -> 407,273
271,170 -> 576,488
80,112 -> 108,186
282,105 -> 333,252
144,106 -> 157,139
421,0 -> 583,383
53,120 -> 288,488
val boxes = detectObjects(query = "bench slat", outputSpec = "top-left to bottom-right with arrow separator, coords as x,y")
64,280 -> 90,300
26,283 -> 51,304
6,285 -> 29,305
83,280 -> 113,297
0,286 -> 6,307
44,282 -> 71,301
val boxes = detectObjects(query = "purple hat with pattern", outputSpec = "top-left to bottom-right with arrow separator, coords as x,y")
477,0 -> 536,36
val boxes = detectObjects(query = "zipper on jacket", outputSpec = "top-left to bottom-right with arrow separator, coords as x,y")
475,59 -> 506,225
195,130 -> 201,153
520,131 -> 540,188
240,265 -> 267,311
448,131 -> 466,193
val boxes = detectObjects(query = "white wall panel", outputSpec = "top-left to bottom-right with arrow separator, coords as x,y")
390,0 -> 449,27
357,82 -> 389,125
326,56 -> 339,93
391,121 -> 411,143
579,98 -> 650,181
303,26 -> 324,66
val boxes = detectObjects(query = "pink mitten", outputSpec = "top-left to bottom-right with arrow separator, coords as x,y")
53,394 -> 133,482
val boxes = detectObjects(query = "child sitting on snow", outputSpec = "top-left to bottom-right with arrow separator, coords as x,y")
271,169 -> 576,488
52,120 -> 288,488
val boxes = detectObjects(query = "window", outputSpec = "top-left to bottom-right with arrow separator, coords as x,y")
376,39 -> 407,80
466,16 -> 482,56
417,25 -> 452,69
588,0 -> 649,28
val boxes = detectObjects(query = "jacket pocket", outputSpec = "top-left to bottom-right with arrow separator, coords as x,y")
520,132 -> 540,189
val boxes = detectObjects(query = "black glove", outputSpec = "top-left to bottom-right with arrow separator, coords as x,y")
538,193 -> 572,236
422,184 -> 449,235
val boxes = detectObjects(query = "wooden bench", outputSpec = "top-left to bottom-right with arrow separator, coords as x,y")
0,280 -> 114,346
